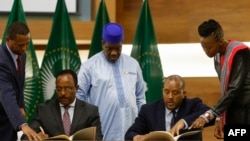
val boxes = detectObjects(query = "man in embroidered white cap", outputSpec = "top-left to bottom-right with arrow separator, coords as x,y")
76,22 -> 146,140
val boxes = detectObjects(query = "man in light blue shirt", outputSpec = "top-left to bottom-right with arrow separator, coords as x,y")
76,22 -> 146,140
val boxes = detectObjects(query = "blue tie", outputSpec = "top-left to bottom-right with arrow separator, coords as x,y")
170,110 -> 176,127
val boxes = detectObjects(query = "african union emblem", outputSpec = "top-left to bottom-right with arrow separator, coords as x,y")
132,47 -> 164,103
24,40 -> 44,123
39,0 -> 81,101
40,47 -> 81,101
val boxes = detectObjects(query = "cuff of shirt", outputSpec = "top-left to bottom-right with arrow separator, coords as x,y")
19,123 -> 28,131
181,119 -> 188,129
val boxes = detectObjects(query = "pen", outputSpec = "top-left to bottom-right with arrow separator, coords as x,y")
39,126 -> 45,134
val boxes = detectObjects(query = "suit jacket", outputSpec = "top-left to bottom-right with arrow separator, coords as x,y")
125,97 -> 214,141
214,48 -> 250,124
0,44 -> 26,141
21,98 -> 102,140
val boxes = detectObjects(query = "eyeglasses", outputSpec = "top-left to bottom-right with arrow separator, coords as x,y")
55,86 -> 75,93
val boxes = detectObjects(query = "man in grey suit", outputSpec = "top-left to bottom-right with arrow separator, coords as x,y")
21,69 -> 102,140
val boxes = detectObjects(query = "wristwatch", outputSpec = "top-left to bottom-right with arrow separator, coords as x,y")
200,110 -> 214,123
204,112 -> 212,121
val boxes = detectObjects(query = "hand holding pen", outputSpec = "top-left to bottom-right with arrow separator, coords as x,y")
38,126 -> 49,139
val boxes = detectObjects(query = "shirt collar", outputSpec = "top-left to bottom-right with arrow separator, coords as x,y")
165,107 -> 179,115
6,43 -> 18,61
59,98 -> 76,107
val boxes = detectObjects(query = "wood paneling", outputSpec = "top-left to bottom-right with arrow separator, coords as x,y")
92,0 -> 117,21
184,77 -> 221,141
0,20 -> 94,46
118,0 -> 250,44
1,0 -> 250,45
0,1 -> 243,140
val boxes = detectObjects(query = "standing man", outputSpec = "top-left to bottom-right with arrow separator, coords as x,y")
77,22 -> 146,140
125,75 -> 213,141
189,19 -> 250,139
0,21 -> 41,141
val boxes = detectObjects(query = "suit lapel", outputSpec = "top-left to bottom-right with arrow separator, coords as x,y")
2,45 -> 16,73
176,98 -> 187,120
71,99 -> 85,133
20,54 -> 26,83
51,100 -> 65,133
2,45 -> 22,102
2,45 -> 22,84
158,100 -> 167,130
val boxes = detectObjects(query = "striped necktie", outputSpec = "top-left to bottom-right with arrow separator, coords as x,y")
63,106 -> 71,135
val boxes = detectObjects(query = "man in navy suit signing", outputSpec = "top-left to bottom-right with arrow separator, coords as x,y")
125,75 -> 215,141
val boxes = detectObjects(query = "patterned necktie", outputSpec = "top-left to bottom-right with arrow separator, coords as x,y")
16,55 -> 21,77
170,110 -> 176,127
63,106 -> 71,135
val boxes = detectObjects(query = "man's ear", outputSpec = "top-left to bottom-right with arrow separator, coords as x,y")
76,85 -> 79,90
182,90 -> 187,97
219,38 -> 225,45
102,40 -> 105,48
5,37 -> 11,45
6,36 -> 10,41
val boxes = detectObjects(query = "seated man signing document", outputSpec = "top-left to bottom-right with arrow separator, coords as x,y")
125,75 -> 215,141
21,69 -> 102,140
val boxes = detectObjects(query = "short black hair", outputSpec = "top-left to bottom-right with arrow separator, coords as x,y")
198,19 -> 224,41
56,69 -> 78,86
7,21 -> 30,40
164,75 -> 185,90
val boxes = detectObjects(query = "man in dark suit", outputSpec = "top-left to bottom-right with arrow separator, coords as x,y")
125,75 -> 215,141
0,21 -> 41,141
21,69 -> 102,140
